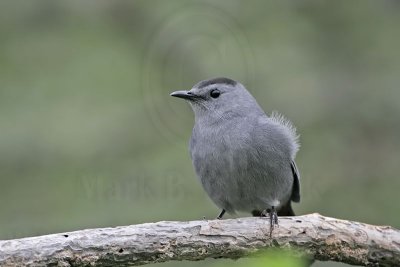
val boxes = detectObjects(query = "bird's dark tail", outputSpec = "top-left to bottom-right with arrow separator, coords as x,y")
277,201 -> 295,216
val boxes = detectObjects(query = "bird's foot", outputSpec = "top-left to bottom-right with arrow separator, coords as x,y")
262,206 -> 278,237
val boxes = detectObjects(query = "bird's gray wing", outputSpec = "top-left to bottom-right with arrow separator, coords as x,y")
290,160 -> 301,202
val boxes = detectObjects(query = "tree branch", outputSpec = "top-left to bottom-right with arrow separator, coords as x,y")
0,213 -> 399,266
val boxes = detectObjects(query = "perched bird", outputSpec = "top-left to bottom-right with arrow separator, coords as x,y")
170,77 -> 300,234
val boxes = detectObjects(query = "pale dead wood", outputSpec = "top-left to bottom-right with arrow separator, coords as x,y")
0,213 -> 399,266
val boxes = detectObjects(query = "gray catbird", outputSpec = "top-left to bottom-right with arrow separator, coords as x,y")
171,77 -> 300,234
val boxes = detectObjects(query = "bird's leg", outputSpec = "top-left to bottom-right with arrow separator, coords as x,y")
262,206 -> 278,236
272,206 -> 278,225
216,209 -> 226,219
269,206 -> 278,236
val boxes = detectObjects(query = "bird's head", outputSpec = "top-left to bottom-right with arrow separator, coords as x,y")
170,77 -> 262,123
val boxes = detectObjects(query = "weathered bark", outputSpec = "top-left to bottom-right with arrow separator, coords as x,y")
0,213 -> 399,266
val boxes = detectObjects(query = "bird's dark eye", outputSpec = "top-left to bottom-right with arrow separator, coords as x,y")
210,89 -> 220,98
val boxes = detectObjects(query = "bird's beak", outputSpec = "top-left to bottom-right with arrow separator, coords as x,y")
170,90 -> 195,100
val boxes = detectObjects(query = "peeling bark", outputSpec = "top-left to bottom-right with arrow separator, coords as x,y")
0,213 -> 399,266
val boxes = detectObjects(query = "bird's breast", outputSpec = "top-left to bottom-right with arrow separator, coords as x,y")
189,122 -> 293,212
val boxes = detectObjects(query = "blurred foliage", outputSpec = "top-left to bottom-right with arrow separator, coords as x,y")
1,1 -> 400,267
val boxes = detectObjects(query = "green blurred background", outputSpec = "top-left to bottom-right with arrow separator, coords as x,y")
1,1 -> 399,266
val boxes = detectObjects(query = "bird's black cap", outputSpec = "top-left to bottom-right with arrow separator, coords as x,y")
196,77 -> 237,89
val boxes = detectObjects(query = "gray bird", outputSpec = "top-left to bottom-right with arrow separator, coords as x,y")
170,77 -> 300,234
